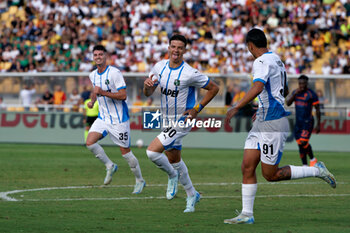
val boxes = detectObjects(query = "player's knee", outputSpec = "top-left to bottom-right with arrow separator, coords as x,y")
146,150 -> 162,161
86,140 -> 94,147
86,136 -> 97,147
241,163 -> 255,176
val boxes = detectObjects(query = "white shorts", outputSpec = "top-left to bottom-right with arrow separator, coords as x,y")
90,118 -> 130,148
244,117 -> 289,165
157,124 -> 191,151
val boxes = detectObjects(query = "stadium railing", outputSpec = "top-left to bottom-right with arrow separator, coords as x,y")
0,72 -> 349,110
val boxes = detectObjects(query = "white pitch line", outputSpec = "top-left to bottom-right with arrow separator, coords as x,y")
15,194 -> 350,202
0,181 -> 348,202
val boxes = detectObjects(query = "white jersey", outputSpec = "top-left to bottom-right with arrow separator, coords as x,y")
89,65 -> 129,125
149,60 -> 210,122
252,52 -> 290,122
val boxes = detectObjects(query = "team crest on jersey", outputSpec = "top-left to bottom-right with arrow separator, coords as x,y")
105,79 -> 110,85
174,80 -> 180,86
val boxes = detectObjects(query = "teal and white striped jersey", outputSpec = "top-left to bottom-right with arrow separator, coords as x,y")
89,65 -> 129,125
149,60 -> 210,121
252,52 -> 290,122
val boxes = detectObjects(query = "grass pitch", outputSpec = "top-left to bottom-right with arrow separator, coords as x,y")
0,143 -> 349,233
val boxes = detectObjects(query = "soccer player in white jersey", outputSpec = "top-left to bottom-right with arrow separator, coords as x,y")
143,34 -> 219,212
86,45 -> 146,194
224,29 -> 336,224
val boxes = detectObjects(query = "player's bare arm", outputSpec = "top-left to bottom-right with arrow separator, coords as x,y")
225,81 -> 264,124
315,103 -> 321,134
143,75 -> 158,97
93,86 -> 127,100
183,80 -> 219,119
87,89 -> 97,109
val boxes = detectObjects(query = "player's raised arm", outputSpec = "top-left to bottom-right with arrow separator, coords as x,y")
143,74 -> 158,97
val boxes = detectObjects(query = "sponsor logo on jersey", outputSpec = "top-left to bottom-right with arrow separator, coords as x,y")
276,61 -> 283,67
160,87 -> 179,97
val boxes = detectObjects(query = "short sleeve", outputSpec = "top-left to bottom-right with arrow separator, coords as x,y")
252,59 -> 269,84
149,61 -> 167,86
112,69 -> 126,91
89,71 -> 95,86
188,69 -> 210,88
149,66 -> 160,86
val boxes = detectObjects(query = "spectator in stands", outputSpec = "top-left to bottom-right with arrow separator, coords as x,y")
0,0 -> 350,75
322,61 -> 332,74
143,97 -> 155,108
68,88 -> 81,112
316,89 -> 328,114
80,85 -> 91,103
231,84 -> 245,107
132,95 -> 144,113
19,84 -> 36,111
331,62 -> 343,74
0,96 -> 6,110
36,88 -> 54,111
225,84 -> 234,107
53,85 -> 66,111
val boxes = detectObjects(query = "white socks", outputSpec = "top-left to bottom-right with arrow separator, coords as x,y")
123,151 -> 144,182
146,150 -> 177,178
241,183 -> 257,217
87,143 -> 114,168
172,160 -> 196,197
290,165 -> 320,179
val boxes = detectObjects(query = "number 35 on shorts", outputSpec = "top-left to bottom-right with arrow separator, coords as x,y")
119,132 -> 128,140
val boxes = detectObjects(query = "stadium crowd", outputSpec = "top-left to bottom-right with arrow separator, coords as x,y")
0,0 -> 350,76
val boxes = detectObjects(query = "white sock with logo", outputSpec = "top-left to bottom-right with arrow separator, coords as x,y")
290,165 -> 320,179
241,183 -> 257,217
146,150 -> 177,178
87,143 -> 114,168
123,151 -> 144,182
172,160 -> 196,197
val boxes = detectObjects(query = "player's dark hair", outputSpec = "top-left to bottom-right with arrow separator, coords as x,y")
93,45 -> 107,52
169,34 -> 187,47
245,28 -> 267,48
298,75 -> 309,81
